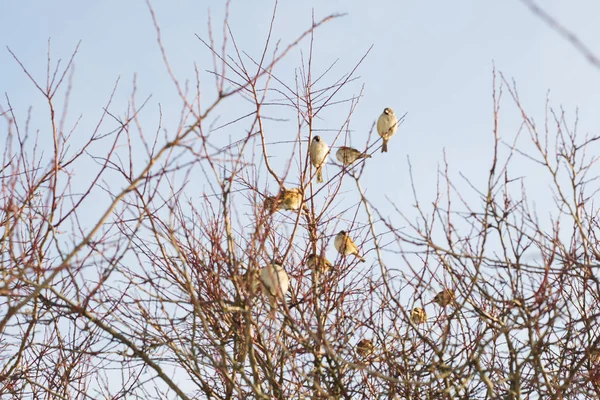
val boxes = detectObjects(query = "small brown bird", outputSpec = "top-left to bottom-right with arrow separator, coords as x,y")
334,230 -> 365,263
355,338 -> 375,357
309,136 -> 329,183
306,253 -> 333,274
591,347 -> 600,364
377,107 -> 398,153
432,288 -> 456,307
264,188 -> 305,213
260,261 -> 290,298
244,268 -> 261,294
410,307 -> 427,325
336,146 -> 371,166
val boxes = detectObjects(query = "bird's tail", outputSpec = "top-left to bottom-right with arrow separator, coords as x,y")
355,254 -> 366,263
317,168 -> 323,183
381,140 -> 388,153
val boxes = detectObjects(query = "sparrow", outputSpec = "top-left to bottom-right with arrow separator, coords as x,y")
377,107 -> 398,153
336,146 -> 371,166
264,188 -> 306,213
260,260 -> 290,298
306,253 -> 333,274
334,230 -> 365,262
355,338 -> 375,357
410,307 -> 427,325
244,268 -> 261,294
432,288 -> 456,307
309,136 -> 329,183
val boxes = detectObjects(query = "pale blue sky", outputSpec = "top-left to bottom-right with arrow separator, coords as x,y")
2,1 -> 600,262
2,1 -> 600,395
2,1 -> 599,208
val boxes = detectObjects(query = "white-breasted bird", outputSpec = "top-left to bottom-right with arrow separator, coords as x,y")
260,260 -> 290,298
310,136 -> 329,183
377,107 -> 398,153
334,230 -> 365,263
336,146 -> 371,166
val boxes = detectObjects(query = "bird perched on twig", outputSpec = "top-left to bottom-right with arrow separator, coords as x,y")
264,188 -> 306,213
310,136 -> 329,183
432,288 -> 456,307
377,107 -> 398,153
355,338 -> 375,357
260,260 -> 290,298
334,230 -> 365,263
410,307 -> 427,324
306,253 -> 333,274
336,146 -> 371,166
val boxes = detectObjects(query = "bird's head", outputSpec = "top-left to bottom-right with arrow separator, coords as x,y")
383,107 -> 394,115
313,136 -> 321,143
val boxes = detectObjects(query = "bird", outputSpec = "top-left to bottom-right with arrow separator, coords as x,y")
260,260 -> 290,298
432,288 -> 456,307
334,230 -> 365,263
244,268 -> 261,294
410,307 -> 427,325
377,107 -> 398,153
309,136 -> 329,183
336,146 -> 371,166
306,253 -> 333,274
264,188 -> 305,213
355,338 -> 375,357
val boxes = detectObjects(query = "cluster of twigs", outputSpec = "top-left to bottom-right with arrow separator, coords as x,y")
2,2 -> 600,399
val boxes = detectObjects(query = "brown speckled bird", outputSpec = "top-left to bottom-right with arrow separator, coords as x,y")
355,338 -> 375,357
307,253 -> 333,274
410,307 -> 427,325
334,230 -> 365,263
336,146 -> 371,166
264,188 -> 305,213
432,288 -> 456,307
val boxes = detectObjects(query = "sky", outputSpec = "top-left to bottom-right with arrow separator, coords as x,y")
2,0 -> 600,298
1,0 -> 600,285
2,1 -> 599,215
2,0 -> 600,396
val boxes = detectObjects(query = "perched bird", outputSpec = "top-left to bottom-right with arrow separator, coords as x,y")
306,253 -> 333,274
264,188 -> 305,213
432,288 -> 456,307
334,230 -> 366,263
309,136 -> 329,183
260,260 -> 290,298
336,146 -> 371,166
244,268 -> 261,294
356,338 -> 375,357
377,107 -> 398,153
410,307 -> 427,325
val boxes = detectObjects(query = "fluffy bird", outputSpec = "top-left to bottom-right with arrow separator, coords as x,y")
356,338 -> 375,357
260,261 -> 290,298
377,107 -> 398,153
336,146 -> 371,166
310,136 -> 329,183
432,288 -> 456,307
264,188 -> 305,213
334,230 -> 365,263
306,253 -> 333,274
410,307 -> 428,325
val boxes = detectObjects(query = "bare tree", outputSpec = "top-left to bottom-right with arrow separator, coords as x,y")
2,2 -> 600,399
